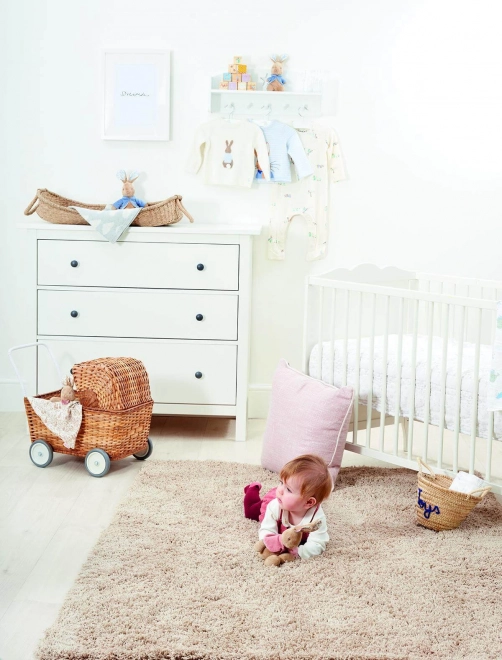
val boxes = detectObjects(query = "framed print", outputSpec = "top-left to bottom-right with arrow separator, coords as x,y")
102,49 -> 171,141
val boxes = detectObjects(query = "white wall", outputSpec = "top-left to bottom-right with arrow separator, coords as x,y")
1,0 -> 501,412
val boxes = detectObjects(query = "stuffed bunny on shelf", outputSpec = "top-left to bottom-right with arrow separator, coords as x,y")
266,54 -> 288,91
113,170 -> 146,209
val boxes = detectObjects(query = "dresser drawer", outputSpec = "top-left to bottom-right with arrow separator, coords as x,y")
38,289 -> 238,340
38,340 -> 237,405
38,240 -> 240,290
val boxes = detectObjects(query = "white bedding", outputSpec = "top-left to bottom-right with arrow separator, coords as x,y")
309,334 -> 502,441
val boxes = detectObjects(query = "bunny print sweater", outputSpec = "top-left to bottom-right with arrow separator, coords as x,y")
186,119 -> 271,187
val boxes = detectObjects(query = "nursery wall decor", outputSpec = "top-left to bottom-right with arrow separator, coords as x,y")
102,49 -> 171,141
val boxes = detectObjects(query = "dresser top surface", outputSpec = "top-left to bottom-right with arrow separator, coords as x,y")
19,218 -> 262,236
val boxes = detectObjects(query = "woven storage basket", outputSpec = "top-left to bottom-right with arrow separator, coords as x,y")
416,458 -> 490,531
24,188 -> 194,227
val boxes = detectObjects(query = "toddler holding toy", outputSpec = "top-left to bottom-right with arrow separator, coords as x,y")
243,454 -> 331,560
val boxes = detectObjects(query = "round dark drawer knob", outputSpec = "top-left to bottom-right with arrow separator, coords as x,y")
70,260 -> 79,268
196,263 -> 205,271
195,371 -> 203,379
196,314 -> 204,321
70,310 -> 79,318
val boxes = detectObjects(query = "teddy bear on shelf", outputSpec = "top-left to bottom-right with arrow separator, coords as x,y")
266,54 -> 288,91
113,170 -> 146,209
255,519 -> 321,567
50,376 -> 76,405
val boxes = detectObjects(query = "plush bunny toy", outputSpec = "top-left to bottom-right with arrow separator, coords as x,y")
50,376 -> 76,405
113,170 -> 146,209
266,54 -> 288,91
254,519 -> 321,567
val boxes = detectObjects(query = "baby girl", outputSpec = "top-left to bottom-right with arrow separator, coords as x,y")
243,454 -> 332,560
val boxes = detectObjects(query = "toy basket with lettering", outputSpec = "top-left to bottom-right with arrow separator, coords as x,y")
416,458 -> 490,531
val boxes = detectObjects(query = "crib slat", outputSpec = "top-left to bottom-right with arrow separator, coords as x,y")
317,287 -> 324,380
328,289 -> 336,386
353,292 -> 362,444
379,296 -> 390,452
406,298 -> 419,459
469,307 -> 482,473
342,290 -> 349,387
453,305 -> 466,473
485,300 -> 497,483
422,301 -> 434,460
438,281 -> 444,336
393,297 -> 404,455
366,293 -> 377,446
486,413 -> 494,483
437,304 -> 449,470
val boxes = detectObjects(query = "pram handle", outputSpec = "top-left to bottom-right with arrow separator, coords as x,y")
8,342 -> 62,398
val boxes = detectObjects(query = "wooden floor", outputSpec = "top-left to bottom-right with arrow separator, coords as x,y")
1,412 -> 499,660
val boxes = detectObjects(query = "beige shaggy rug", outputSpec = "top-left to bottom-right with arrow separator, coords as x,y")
37,460 -> 502,660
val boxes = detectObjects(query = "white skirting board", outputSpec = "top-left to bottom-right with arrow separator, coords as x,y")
0,380 -> 25,411
1,379 -> 273,419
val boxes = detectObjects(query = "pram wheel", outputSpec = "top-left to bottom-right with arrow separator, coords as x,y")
133,438 -> 153,461
29,440 -> 53,468
85,448 -> 111,477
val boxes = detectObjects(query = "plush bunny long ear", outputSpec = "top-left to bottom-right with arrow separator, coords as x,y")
127,169 -> 140,183
294,519 -> 322,534
278,54 -> 288,63
270,54 -> 278,63
116,169 -> 127,182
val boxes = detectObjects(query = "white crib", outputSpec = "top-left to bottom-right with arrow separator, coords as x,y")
302,264 -> 502,495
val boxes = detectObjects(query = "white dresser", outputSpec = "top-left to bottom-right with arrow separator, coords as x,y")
21,220 -> 261,441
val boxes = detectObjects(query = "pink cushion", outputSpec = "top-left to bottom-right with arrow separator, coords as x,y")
261,359 -> 354,487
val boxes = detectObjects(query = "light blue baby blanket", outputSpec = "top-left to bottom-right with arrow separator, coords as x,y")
487,300 -> 502,411
69,205 -> 142,243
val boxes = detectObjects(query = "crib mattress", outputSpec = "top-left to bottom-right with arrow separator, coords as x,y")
309,334 -> 502,441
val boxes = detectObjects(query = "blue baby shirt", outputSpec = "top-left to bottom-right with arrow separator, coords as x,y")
251,120 -> 313,183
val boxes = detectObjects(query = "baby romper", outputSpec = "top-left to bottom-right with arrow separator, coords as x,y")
267,123 -> 346,261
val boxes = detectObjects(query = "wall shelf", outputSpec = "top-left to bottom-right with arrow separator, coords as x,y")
210,75 -> 323,117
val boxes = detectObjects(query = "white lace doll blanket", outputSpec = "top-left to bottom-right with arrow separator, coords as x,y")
28,398 -> 83,449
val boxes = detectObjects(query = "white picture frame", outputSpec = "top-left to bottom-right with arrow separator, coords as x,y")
102,49 -> 171,141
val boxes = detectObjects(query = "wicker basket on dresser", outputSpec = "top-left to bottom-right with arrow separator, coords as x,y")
21,220 -> 261,441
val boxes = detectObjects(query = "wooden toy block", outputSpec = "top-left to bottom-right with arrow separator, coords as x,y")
228,81 -> 238,90
219,81 -> 229,89
233,56 -> 244,64
237,64 -> 247,73
237,82 -> 247,90
241,73 -> 251,82
247,82 -> 256,90
223,72 -> 232,81
231,73 -> 242,82
229,64 -> 239,73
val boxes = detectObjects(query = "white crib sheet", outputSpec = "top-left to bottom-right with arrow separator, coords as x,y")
309,334 -> 502,441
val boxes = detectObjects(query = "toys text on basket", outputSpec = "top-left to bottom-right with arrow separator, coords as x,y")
417,488 -> 441,520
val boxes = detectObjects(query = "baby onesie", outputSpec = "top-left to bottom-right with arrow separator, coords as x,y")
250,120 -> 313,183
268,123 -> 346,261
186,118 -> 270,188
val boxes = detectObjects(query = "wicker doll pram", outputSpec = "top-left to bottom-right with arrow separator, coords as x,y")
24,188 -> 194,227
9,343 -> 154,477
